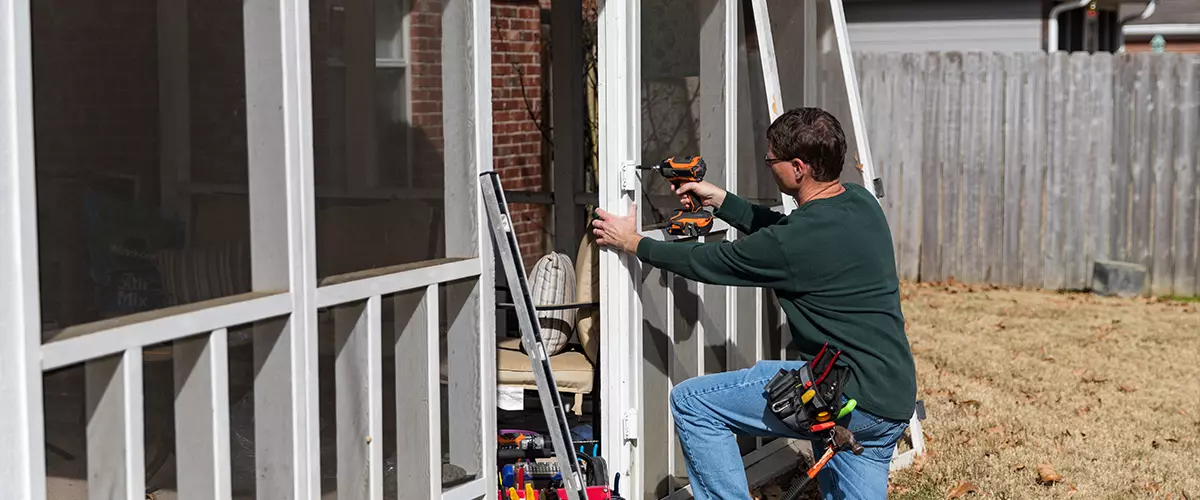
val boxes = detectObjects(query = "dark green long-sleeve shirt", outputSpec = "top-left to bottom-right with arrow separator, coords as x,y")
635,182 -> 917,421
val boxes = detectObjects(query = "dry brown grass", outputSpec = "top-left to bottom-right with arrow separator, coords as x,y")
887,280 -> 1200,499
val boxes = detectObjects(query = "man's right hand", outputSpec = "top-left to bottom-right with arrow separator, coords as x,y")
676,181 -> 727,210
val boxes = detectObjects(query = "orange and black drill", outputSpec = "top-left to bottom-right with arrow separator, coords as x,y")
638,156 -> 714,237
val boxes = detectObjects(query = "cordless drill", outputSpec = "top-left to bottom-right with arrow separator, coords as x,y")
638,156 -> 714,237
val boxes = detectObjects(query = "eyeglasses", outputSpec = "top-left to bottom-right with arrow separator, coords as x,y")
764,157 -> 792,168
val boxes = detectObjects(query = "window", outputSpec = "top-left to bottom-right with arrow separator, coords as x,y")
375,0 -> 414,189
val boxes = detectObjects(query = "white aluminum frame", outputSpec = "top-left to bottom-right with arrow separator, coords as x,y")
0,0 -> 495,497
598,0 -> 643,493
1,0 -> 47,497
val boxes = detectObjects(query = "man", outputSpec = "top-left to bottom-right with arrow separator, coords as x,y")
590,107 -> 916,500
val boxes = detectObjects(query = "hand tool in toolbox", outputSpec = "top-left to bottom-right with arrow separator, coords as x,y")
481,172 -> 624,500
763,343 -> 865,500
636,156 -> 714,237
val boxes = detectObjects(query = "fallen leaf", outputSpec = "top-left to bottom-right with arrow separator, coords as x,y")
1075,406 -> 1091,416
1145,482 -> 1162,492
1011,463 -> 1026,472
995,321 -> 1006,330
987,425 -> 1004,434
1067,483 -> 1078,497
1037,463 -> 1063,485
947,481 -> 980,498
1119,385 -> 1137,393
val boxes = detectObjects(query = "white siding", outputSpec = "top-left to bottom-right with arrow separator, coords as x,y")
847,19 -> 1044,53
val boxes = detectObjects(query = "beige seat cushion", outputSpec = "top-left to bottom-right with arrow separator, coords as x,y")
436,338 -> 594,394
496,338 -> 594,393
573,232 -> 600,364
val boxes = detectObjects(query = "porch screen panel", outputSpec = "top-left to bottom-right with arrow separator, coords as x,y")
808,0 -> 871,188
30,0 -> 255,337
27,0 -> 264,493
639,0 -> 728,229
733,0 -> 784,208
639,0 -> 740,497
310,0 -> 448,280
639,267 -> 673,500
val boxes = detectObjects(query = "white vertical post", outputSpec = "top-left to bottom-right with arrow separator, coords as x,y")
86,349 -> 146,499
598,0 -> 642,491
174,329 -> 233,500
724,0 -> 740,374
697,0 -> 727,378
394,286 -> 441,500
665,273 -> 677,488
244,0 -> 320,494
754,287 -> 765,449
552,0 -> 584,257
442,0 -> 495,482
334,297 -> 384,500
0,0 -> 47,494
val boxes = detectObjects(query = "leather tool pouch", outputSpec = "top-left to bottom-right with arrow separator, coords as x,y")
763,343 -> 851,435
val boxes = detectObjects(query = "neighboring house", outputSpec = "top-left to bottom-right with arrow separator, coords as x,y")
843,0 -> 1048,53
1120,0 -> 1200,53
843,0 -> 1137,54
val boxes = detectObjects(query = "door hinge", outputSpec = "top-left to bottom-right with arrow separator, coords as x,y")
620,162 -> 639,193
622,409 -> 638,443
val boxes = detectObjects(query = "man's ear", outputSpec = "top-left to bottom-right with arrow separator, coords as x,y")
793,159 -> 807,182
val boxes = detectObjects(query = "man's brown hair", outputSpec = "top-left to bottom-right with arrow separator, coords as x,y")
766,107 -> 847,183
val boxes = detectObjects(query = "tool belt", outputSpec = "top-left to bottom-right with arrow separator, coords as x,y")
764,343 -> 855,435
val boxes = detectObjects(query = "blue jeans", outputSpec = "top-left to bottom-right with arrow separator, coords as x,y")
670,360 -> 909,500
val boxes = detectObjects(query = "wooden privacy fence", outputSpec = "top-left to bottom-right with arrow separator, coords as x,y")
855,51 -> 1200,297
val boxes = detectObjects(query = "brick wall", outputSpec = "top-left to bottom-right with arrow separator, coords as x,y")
407,0 -> 448,190
490,0 -> 548,267
405,0 -> 549,268
1125,39 -> 1200,54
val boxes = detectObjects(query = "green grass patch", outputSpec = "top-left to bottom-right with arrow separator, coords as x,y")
1163,295 -> 1200,303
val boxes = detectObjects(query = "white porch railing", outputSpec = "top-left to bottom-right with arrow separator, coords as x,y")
0,0 -> 497,498
32,258 -> 491,499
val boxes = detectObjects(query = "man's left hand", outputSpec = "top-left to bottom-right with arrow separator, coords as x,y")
592,204 -> 642,254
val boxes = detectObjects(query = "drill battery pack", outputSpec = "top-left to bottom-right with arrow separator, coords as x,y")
764,343 -> 853,435
666,210 -> 714,237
